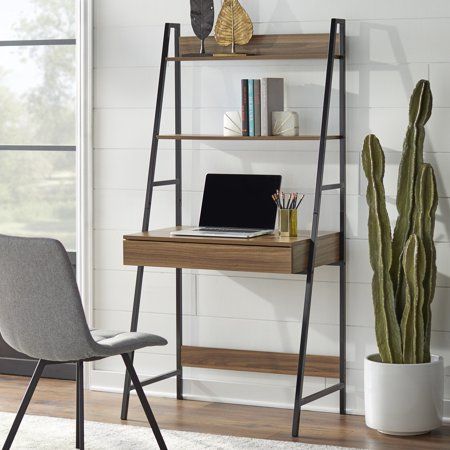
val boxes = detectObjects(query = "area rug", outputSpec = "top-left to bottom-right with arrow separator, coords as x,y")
0,411 -> 362,449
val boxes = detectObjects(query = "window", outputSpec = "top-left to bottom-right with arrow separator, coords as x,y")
0,0 -> 77,251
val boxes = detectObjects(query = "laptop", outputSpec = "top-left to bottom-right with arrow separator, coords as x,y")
171,174 -> 282,239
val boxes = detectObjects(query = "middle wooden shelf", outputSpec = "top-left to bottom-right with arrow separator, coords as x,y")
157,134 -> 343,141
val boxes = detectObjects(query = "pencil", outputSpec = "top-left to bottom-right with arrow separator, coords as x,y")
295,194 -> 305,209
291,193 -> 297,209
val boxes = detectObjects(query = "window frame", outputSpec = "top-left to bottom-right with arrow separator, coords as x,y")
0,37 -> 77,153
0,3 -> 89,381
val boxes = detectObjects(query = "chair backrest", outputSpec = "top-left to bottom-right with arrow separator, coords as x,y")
0,234 -> 96,361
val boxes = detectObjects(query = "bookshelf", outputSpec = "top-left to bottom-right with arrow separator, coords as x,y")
120,19 -> 347,438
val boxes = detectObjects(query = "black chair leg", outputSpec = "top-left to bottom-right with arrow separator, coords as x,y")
121,353 -> 167,450
3,359 -> 46,450
76,361 -> 84,450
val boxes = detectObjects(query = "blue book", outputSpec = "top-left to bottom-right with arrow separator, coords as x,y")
248,79 -> 255,136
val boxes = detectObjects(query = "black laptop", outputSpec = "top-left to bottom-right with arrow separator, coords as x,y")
171,174 -> 282,239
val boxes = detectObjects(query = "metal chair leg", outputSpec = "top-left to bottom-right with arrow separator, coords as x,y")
76,361 -> 84,450
121,351 -> 134,420
121,353 -> 167,450
3,359 -> 46,450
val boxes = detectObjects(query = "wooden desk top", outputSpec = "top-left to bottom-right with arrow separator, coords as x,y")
123,228 -> 341,274
124,227 -> 336,247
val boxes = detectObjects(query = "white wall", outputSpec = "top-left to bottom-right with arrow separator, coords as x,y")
91,0 -> 450,417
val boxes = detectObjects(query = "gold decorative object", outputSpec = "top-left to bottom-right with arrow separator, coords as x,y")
214,0 -> 253,55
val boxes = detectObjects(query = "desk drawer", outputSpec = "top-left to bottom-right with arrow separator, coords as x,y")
124,240 -> 294,273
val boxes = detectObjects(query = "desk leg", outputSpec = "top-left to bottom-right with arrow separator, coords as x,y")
292,19 -> 339,437
120,22 -> 173,420
176,268 -> 183,399
174,23 -> 183,401
292,275 -> 314,437
339,260 -> 346,414
338,19 -> 347,416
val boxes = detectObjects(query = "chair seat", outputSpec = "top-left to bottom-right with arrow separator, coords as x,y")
90,329 -> 167,357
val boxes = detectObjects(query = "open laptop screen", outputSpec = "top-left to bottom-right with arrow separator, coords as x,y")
199,174 -> 282,229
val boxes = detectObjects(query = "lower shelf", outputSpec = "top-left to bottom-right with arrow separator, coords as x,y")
181,346 -> 340,378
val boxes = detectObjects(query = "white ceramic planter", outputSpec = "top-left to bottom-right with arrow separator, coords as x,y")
364,353 -> 444,435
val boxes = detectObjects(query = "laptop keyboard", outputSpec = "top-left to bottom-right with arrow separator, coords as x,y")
197,227 -> 263,233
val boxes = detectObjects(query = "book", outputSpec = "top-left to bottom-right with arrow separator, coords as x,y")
261,78 -> 284,136
248,79 -> 255,136
254,79 -> 261,136
241,79 -> 249,136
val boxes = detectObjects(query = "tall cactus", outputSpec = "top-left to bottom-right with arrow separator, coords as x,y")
400,234 -> 425,364
362,135 -> 403,363
391,80 -> 433,320
412,163 -> 438,362
362,80 -> 437,364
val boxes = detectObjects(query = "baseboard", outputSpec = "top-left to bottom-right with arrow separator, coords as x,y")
444,400 -> 450,422
89,368 -> 450,422
89,368 -> 357,415
0,357 -> 76,380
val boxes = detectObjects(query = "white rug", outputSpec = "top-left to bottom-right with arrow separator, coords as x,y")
0,411 -> 362,449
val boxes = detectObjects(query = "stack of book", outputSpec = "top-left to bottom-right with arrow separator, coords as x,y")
241,78 -> 284,136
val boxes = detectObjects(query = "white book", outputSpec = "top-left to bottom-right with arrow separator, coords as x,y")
260,78 -> 284,136
260,78 -> 268,136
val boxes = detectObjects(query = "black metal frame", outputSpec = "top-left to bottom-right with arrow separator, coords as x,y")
292,18 -> 346,436
120,19 -> 346,438
120,23 -> 183,420
2,356 -> 167,450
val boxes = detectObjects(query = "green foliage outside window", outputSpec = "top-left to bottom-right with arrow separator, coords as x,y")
0,0 -> 76,250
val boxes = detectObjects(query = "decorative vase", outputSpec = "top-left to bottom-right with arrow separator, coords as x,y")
364,353 -> 443,435
272,111 -> 299,136
223,111 -> 242,136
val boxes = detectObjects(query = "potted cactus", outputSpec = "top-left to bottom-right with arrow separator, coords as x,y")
362,80 -> 444,435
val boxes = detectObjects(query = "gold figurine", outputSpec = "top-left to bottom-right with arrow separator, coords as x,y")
214,0 -> 253,55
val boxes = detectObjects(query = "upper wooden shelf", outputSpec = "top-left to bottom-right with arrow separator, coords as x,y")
168,34 -> 340,61
157,134 -> 342,141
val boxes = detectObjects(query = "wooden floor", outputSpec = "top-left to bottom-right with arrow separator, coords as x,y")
0,375 -> 449,449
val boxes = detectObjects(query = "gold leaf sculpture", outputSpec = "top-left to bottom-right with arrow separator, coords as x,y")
214,0 -> 253,54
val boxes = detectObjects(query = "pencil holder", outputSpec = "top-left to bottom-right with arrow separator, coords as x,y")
278,209 -> 297,237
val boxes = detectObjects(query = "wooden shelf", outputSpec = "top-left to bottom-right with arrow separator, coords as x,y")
157,134 -> 342,141
171,33 -> 340,61
167,54 -> 342,62
181,346 -> 340,378
123,227 -> 341,274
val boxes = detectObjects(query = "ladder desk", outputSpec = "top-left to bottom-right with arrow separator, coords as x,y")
120,18 -> 346,437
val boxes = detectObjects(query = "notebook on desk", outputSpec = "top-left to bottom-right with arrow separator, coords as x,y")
170,173 -> 282,239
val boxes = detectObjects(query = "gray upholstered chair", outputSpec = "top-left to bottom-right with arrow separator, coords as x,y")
0,235 -> 168,450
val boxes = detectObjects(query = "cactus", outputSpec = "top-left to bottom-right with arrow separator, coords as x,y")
391,80 -> 433,320
362,80 -> 437,364
362,135 -> 403,363
400,234 -> 425,363
412,163 -> 438,362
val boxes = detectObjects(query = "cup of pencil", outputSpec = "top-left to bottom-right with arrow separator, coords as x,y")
272,191 -> 304,238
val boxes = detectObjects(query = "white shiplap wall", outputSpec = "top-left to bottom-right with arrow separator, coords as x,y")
91,0 -> 450,416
